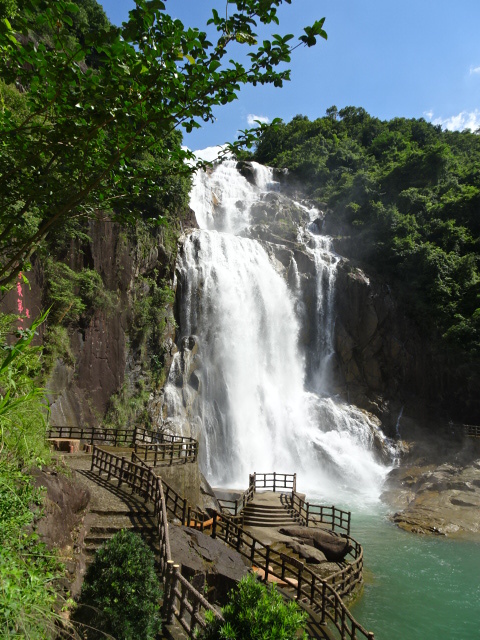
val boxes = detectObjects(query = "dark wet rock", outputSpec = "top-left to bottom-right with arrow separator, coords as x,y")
236,160 -> 256,185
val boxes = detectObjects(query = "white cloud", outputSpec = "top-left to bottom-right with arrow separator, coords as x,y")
469,65 -> 480,75
423,110 -> 434,120
181,145 -> 230,165
246,113 -> 270,126
193,145 -> 228,162
424,109 -> 480,132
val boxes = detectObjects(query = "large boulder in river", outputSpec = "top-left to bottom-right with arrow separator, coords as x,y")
279,527 -> 352,562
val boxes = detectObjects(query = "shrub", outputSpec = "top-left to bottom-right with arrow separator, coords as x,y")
0,457 -> 62,637
74,529 -> 162,640
202,573 -> 308,640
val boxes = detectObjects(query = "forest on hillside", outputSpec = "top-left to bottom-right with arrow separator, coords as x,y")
253,109 -> 480,358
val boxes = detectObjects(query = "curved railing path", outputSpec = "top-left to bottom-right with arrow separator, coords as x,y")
51,426 -> 374,639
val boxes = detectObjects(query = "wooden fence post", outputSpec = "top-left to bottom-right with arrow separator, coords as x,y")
332,505 -> 336,532
321,581 -> 327,625
297,566 -> 303,601
162,560 -> 176,625
212,512 -> 217,539
182,501 -> 187,527
118,457 -> 124,489
265,546 -> 270,582
310,575 -> 316,606
191,599 -> 200,636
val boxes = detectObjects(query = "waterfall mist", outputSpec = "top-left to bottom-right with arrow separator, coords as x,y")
165,157 -> 393,503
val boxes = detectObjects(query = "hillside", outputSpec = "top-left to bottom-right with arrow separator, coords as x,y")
253,109 -> 480,360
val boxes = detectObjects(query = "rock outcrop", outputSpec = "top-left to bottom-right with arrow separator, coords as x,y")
279,526 -> 353,562
168,525 -> 250,604
381,443 -> 480,536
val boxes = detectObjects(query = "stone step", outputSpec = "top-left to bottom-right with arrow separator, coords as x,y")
90,507 -> 153,516
88,517 -> 156,534
243,513 -> 298,522
243,512 -> 295,522
243,506 -> 292,515
243,518 -> 296,527
244,502 -> 287,511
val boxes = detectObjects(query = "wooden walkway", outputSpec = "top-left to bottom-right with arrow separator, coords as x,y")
53,429 -> 374,640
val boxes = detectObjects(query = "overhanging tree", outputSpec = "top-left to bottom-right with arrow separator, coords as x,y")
0,0 -> 327,288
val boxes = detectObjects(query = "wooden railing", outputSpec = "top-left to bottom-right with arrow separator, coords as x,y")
91,446 -> 222,635
47,424 -> 169,446
89,448 -> 373,639
464,424 -> 480,438
290,491 -> 352,536
134,437 -> 198,466
48,425 -> 199,466
48,425 -> 137,446
217,483 -> 256,517
249,472 -> 296,493
210,511 -> 373,640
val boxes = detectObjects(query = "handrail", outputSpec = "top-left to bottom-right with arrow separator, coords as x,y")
48,426 -> 198,465
48,425 -> 137,446
464,424 -> 480,438
217,483 -> 255,517
134,440 -> 198,466
249,472 -> 296,493
91,446 -> 222,635
290,491 -> 352,536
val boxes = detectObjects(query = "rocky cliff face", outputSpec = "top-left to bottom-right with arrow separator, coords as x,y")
1,214 -> 195,428
331,249 -> 480,430
47,221 -> 133,426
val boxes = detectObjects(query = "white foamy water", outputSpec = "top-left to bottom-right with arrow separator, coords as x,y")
165,156 -> 393,502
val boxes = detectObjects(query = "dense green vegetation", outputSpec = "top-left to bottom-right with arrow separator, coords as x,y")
73,530 -> 162,639
0,314 -> 64,637
254,108 -> 480,356
202,573 -> 308,640
0,0 -> 326,289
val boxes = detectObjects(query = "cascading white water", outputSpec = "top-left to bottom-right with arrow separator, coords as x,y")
165,156 -> 393,502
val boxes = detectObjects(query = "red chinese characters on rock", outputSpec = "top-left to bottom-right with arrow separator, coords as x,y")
16,273 -> 30,331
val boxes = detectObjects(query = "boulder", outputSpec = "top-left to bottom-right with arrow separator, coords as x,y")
168,525 -> 250,604
286,540 -> 327,564
278,527 -> 352,562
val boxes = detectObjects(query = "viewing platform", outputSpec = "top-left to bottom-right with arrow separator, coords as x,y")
51,427 -> 374,640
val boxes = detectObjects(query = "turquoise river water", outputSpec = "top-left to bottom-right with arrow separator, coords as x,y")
347,507 -> 479,640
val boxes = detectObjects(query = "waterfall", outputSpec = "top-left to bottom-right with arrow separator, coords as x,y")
165,156 -> 393,502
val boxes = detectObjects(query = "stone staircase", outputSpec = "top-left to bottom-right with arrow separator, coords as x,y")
242,491 -> 299,528
66,452 -> 159,564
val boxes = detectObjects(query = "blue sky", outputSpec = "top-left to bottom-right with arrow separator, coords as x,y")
99,0 -> 480,150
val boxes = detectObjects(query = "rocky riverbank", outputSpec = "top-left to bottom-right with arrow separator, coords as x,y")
381,435 -> 480,537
